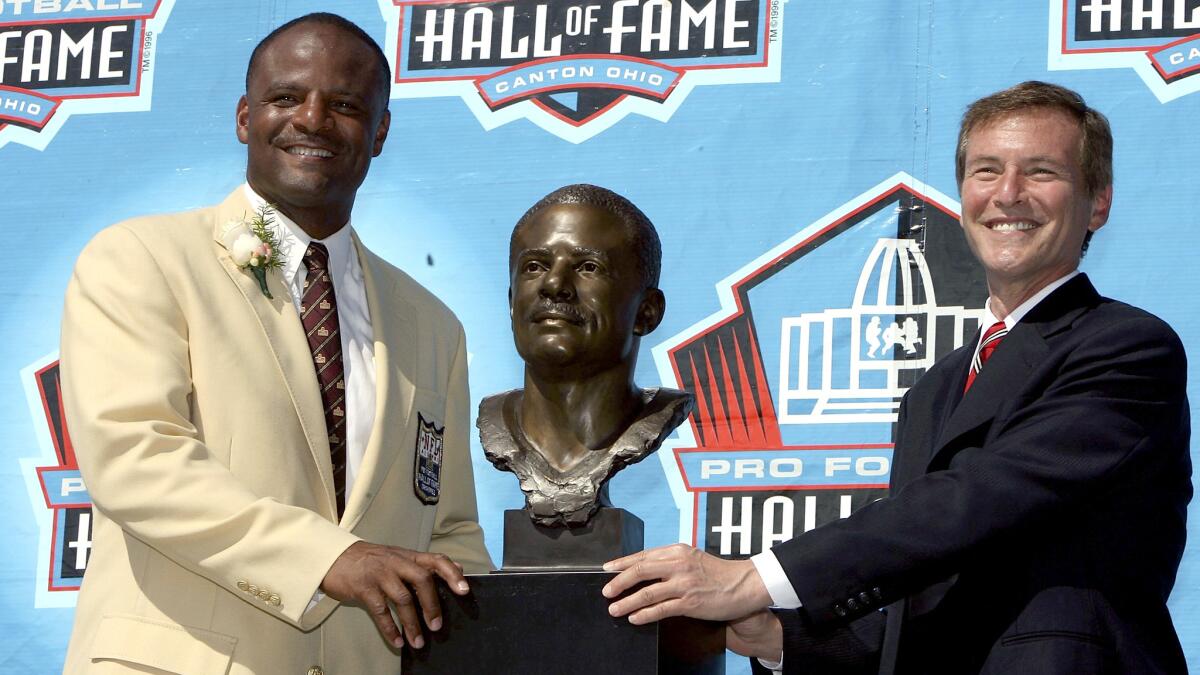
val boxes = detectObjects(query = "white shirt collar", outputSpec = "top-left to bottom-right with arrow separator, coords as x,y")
981,270 -> 1080,330
241,184 -> 357,295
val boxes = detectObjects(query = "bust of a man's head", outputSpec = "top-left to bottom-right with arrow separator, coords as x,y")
479,185 -> 693,528
508,184 -> 664,381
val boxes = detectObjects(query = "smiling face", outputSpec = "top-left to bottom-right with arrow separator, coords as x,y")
236,22 -> 390,235
509,203 -> 663,379
959,106 -> 1112,307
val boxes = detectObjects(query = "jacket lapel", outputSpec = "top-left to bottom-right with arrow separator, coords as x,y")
891,345 -> 971,485
341,237 -> 418,529
211,189 -> 337,519
925,275 -> 1098,472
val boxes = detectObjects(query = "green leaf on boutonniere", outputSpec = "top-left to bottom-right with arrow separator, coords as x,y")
250,266 -> 272,299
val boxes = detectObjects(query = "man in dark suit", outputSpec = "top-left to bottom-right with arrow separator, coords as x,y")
603,81 -> 1191,674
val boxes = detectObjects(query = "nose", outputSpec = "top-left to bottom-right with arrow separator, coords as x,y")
292,94 -> 333,133
992,168 -> 1024,206
539,261 -> 575,302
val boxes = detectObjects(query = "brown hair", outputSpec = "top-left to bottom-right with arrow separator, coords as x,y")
955,81 -> 1112,197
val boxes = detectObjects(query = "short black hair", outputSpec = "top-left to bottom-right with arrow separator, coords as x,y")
245,13 -> 391,107
512,184 -> 662,288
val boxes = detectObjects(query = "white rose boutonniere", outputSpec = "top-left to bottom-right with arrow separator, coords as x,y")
221,204 -> 285,298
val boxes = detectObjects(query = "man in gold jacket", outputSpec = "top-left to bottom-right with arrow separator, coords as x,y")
60,13 -> 491,674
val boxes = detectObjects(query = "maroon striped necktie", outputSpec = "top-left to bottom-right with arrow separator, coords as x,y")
963,320 -> 1008,393
300,243 -> 347,517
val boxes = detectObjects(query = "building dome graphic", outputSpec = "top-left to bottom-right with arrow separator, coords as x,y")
779,238 -> 983,425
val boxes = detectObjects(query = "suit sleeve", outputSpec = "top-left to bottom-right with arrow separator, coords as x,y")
61,224 -> 360,629
774,314 -> 1188,628
426,323 -> 493,572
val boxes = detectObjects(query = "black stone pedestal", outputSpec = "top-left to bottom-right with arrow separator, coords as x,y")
402,571 -> 725,674
503,507 -> 644,570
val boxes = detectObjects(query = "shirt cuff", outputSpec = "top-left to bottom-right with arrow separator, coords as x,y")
757,655 -> 784,673
751,550 -> 802,609
304,589 -> 327,615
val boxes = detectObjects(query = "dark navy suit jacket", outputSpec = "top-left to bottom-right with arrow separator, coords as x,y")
756,274 -> 1191,675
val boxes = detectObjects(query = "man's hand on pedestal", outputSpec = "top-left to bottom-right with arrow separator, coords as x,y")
601,543 -> 772,624
727,609 -> 784,663
321,541 -> 470,649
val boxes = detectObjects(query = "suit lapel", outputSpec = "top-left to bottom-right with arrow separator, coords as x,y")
211,189 -> 337,518
926,275 -> 1098,472
341,237 -> 418,528
891,346 -> 971,484
927,325 -> 1044,470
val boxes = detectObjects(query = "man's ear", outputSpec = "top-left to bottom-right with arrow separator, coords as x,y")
1088,184 -> 1113,233
235,96 -> 250,145
372,109 -> 390,157
633,288 -> 665,336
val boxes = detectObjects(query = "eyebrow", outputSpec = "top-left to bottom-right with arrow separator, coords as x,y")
967,154 -> 1069,167
515,247 -> 551,259
515,247 -> 611,263
264,80 -> 303,91
568,246 -> 609,262
262,81 -> 368,100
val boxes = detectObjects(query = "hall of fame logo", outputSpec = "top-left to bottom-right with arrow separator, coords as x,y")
651,174 -> 989,558
377,0 -> 786,142
413,413 -> 445,504
19,356 -> 90,607
1049,0 -> 1200,101
0,0 -> 175,151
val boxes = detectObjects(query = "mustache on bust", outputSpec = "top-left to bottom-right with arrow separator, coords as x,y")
525,299 -> 587,325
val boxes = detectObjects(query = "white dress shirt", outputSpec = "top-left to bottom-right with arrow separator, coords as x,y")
973,270 -> 1079,348
243,185 -> 377,513
749,270 -> 1081,671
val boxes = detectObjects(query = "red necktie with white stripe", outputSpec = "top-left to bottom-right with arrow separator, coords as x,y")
964,320 -> 1008,393
300,243 -> 347,517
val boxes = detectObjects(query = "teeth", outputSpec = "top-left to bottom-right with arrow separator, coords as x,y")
287,146 -> 333,158
989,221 -> 1035,232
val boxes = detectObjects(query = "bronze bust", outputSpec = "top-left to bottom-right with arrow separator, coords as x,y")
478,184 -> 693,527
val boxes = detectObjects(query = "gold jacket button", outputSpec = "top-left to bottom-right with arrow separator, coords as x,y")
247,584 -> 259,595
308,667 -> 323,675
236,581 -> 249,592
258,589 -> 270,600
269,594 -> 281,606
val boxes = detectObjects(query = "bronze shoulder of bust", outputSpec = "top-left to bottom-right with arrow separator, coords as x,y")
478,388 -> 693,527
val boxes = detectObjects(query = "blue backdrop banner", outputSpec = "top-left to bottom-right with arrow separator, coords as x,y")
2,1 -> 1197,672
